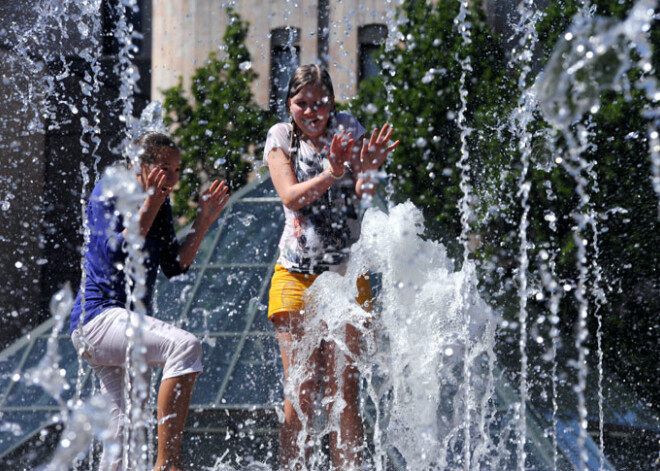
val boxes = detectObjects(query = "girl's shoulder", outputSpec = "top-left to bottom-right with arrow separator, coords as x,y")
264,122 -> 293,160
267,121 -> 293,139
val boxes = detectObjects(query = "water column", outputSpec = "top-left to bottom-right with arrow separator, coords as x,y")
35,0 -> 147,467
533,3 -> 660,469
506,1 -> 544,468
453,0 -> 477,467
99,1 -> 154,468
72,5 -> 108,468
74,0 -> 105,418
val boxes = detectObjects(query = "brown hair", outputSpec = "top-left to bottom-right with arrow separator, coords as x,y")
133,132 -> 178,166
285,64 -> 335,112
285,64 -> 336,162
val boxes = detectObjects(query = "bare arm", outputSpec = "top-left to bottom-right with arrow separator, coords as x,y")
177,180 -> 230,269
355,123 -> 400,199
268,133 -> 354,211
124,167 -> 172,239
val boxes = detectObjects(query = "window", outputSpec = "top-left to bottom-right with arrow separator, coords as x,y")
270,27 -> 300,121
358,24 -> 388,84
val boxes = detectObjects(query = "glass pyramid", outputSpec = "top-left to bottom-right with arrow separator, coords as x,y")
0,175 -> 657,470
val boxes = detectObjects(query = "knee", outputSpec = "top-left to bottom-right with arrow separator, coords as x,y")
180,334 -> 202,363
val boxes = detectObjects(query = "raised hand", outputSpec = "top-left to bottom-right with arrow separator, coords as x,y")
328,130 -> 354,178
360,123 -> 400,172
144,166 -> 173,207
197,179 -> 230,225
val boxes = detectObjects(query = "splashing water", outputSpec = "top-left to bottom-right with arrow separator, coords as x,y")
2,0 -> 659,469
535,0 -> 658,126
100,164 -> 154,470
507,1 -> 544,468
300,203 -> 498,470
38,395 -> 112,471
23,286 -> 75,408
533,2 -> 658,469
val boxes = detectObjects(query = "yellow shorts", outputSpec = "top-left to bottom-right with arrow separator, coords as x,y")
268,264 -> 372,321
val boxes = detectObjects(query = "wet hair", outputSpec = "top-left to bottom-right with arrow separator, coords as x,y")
285,64 -> 335,112
285,64 -> 336,162
132,132 -> 178,166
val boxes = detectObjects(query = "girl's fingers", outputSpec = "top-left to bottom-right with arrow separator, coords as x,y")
215,187 -> 229,201
341,132 -> 351,150
156,173 -> 167,191
383,125 -> 394,142
214,182 -> 229,199
387,140 -> 400,152
378,123 -> 390,141
208,179 -> 220,194
148,166 -> 160,179
369,129 -> 378,148
146,167 -> 159,186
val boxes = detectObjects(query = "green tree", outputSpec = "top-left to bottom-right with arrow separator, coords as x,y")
350,0 -> 660,414
348,1 -> 516,250
162,8 -> 275,223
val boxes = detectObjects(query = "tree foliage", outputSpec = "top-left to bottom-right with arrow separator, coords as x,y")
162,8 -> 275,223
350,0 -> 660,410
350,1 -> 516,249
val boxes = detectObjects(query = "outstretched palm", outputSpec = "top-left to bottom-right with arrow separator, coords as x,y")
328,130 -> 354,176
360,123 -> 399,172
198,179 -> 230,224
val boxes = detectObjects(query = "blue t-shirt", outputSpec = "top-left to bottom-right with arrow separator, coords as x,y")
70,177 -> 186,333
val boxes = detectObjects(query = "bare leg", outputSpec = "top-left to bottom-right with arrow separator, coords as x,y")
324,323 -> 363,469
274,311 -> 321,470
153,372 -> 197,471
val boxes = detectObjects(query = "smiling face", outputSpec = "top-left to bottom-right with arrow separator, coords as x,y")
138,146 -> 181,192
287,83 -> 334,139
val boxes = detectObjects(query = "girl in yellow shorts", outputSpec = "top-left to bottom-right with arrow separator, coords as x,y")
264,64 -> 398,470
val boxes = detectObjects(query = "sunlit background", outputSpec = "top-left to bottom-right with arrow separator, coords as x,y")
1,0 -> 659,469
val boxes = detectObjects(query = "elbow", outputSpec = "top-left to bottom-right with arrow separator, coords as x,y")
162,259 -> 189,279
281,195 -> 305,212
283,201 -> 303,211
162,267 -> 185,279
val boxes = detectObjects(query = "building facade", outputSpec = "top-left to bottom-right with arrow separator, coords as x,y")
151,0 -> 396,112
0,0 -> 153,347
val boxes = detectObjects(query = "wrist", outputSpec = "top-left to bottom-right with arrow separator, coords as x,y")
326,166 -> 345,180
143,197 -> 163,214
358,169 -> 381,182
193,211 -> 214,231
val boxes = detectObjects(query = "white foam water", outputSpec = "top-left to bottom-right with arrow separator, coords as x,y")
294,202 -> 500,470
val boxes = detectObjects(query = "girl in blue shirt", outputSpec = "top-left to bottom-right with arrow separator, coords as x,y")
70,132 -> 229,471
